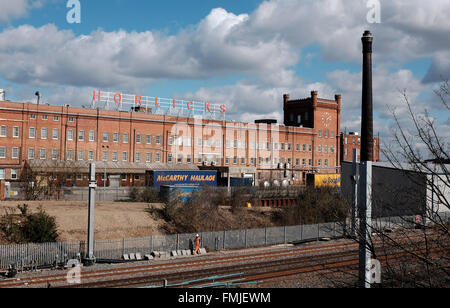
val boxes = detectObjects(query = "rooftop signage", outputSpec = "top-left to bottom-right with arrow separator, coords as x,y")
91,90 -> 226,119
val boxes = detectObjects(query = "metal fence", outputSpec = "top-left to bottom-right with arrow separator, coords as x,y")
1,212 -> 449,270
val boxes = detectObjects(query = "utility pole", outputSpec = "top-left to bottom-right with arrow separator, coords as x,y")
359,30 -> 374,288
86,163 -> 97,265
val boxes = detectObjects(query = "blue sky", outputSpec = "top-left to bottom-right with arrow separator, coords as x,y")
0,0 -> 449,142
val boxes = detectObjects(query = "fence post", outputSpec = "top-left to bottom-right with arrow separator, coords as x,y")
264,228 -> 267,246
223,230 -> 226,250
176,234 -> 179,251
244,229 -> 247,248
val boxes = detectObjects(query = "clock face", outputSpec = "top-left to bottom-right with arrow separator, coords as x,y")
321,112 -> 331,127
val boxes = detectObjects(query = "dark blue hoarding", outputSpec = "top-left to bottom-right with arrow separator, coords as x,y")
152,170 -> 217,187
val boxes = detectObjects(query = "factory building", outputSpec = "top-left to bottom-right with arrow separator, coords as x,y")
0,89 -> 342,189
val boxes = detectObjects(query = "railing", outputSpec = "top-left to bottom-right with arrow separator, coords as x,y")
1,213 -> 448,270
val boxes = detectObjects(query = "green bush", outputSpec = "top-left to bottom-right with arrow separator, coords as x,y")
0,205 -> 59,244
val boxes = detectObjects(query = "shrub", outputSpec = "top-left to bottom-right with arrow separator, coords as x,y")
0,205 -> 59,244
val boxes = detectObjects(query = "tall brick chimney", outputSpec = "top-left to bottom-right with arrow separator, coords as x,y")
361,30 -> 374,162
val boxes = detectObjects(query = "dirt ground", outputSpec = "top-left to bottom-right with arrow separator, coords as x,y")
0,201 -> 278,243
0,201 -> 165,243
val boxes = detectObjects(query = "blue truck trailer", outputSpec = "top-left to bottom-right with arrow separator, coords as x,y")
149,170 -> 218,188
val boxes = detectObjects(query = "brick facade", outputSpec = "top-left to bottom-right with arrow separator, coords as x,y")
339,132 -> 380,162
0,91 -> 342,186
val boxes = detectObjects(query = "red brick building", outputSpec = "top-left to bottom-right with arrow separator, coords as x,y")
0,90 -> 342,187
340,132 -> 380,162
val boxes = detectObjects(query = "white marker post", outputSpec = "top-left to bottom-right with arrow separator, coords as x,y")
86,163 -> 96,264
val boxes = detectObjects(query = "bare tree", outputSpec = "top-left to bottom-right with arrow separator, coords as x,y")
366,80 -> 450,287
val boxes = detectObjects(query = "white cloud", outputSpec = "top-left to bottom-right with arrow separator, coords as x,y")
0,0 -> 46,23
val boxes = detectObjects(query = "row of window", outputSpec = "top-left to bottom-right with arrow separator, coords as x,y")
0,168 -> 18,180
318,130 -> 335,139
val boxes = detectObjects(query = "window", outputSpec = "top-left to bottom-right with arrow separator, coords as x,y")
13,127 -> 19,138
156,135 -> 161,145
324,159 -> 328,167
136,152 -> 141,162
0,147 -> 5,158
78,130 -> 84,141
123,133 -> 129,143
41,115 -> 48,120
234,140 -> 238,148
136,134 -> 141,144
113,132 -> 118,143
318,130 -> 322,138
123,151 -> 128,162
41,128 -> 47,139
146,135 -> 152,144
0,126 -> 6,137
297,114 -> 302,124
187,154 -> 192,164
112,151 -> 118,162
52,128 -> 59,140
103,132 -> 109,142
11,169 -> 17,180
324,145 -> 328,154
52,149 -> 58,160
225,156 -> 230,165
281,143 -> 285,151
53,116 -> 59,121
68,117 -> 74,122
40,148 -> 46,160
168,153 -> 173,164
302,158 -> 306,166
296,158 -> 300,166
78,150 -> 83,161
331,131 -> 334,139
303,144 -> 306,152
177,154 -> 182,164
309,144 -> 312,152
68,129 -> 74,141
0,169 -> 4,180
89,130 -> 95,142
233,156 -> 237,164
146,152 -> 151,163
168,136 -> 173,146
318,145 -> 322,152
296,144 -> 300,151
198,156 -> 203,164
30,114 -> 36,120
331,146 -> 335,153
288,143 -> 292,151
308,159 -> 312,166
156,153 -> 161,162
67,150 -> 73,161
12,147 -> 18,159
325,130 -> 328,138
102,151 -> 108,161
28,148 -> 35,159
88,150 -> 94,161
318,159 -> 322,167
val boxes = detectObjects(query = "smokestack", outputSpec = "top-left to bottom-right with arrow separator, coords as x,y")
361,30 -> 374,162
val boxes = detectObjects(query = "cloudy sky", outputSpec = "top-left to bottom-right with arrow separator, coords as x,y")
0,0 -> 449,151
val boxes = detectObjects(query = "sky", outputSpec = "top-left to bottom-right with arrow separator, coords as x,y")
0,0 -> 449,155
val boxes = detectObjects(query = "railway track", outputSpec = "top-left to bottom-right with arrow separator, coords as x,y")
0,233 -> 446,288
